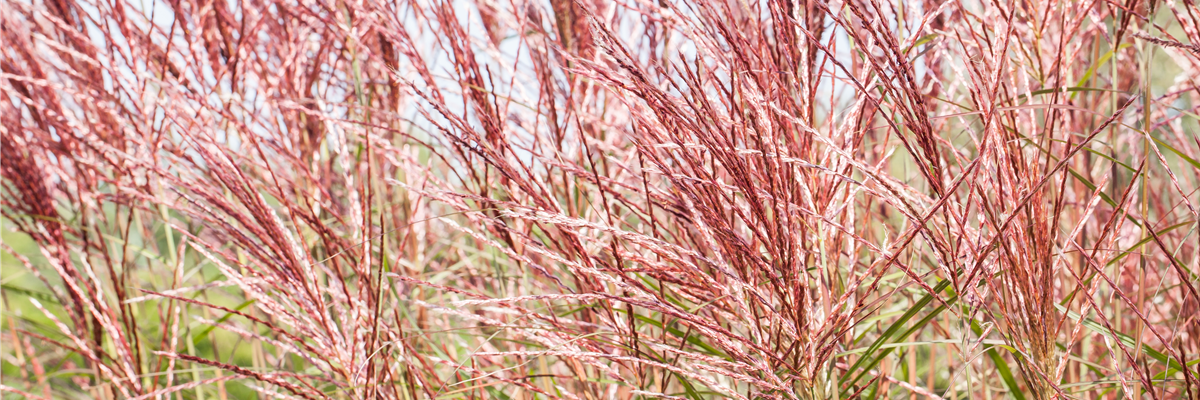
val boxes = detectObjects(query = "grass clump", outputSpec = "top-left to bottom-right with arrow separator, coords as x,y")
3,0 -> 1200,398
